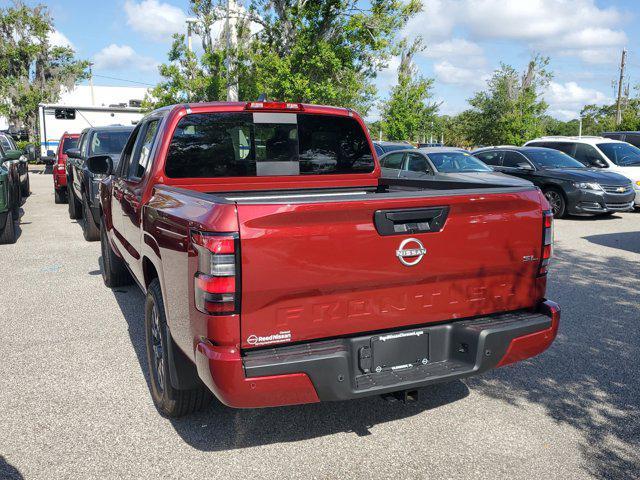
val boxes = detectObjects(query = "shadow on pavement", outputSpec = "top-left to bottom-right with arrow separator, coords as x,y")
102,258 -> 470,450
467,248 -> 640,479
0,456 -> 24,480
583,231 -> 640,255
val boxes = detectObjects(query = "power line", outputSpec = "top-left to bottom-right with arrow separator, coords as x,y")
91,74 -> 155,87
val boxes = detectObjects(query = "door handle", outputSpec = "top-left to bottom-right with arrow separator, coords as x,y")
374,207 -> 450,236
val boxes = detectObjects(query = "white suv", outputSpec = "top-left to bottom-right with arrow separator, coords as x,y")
524,136 -> 640,206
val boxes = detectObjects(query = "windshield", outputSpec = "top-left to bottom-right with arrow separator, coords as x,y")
0,135 -> 14,151
165,112 -> 374,178
597,142 -> 640,166
62,137 -> 78,153
525,149 -> 585,169
428,152 -> 492,172
89,130 -> 131,156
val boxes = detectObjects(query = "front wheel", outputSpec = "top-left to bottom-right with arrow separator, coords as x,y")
67,183 -> 82,219
81,195 -> 100,241
0,211 -> 16,244
543,188 -> 567,218
145,279 -> 212,417
100,220 -> 133,287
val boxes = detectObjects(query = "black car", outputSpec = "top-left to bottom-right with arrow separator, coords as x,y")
372,141 -> 415,157
66,125 -> 134,241
602,131 -> 640,148
380,147 -> 532,188
473,146 -> 635,218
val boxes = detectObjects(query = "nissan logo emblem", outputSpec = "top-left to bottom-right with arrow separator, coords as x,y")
396,238 -> 427,266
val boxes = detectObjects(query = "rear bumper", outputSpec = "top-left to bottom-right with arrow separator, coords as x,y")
53,170 -> 67,189
195,300 -> 560,408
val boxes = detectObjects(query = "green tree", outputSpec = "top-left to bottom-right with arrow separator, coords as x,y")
0,1 -> 88,139
380,39 -> 438,141
147,0 -> 422,116
467,55 -> 551,146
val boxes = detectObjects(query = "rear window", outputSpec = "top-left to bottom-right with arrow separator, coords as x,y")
62,137 -> 78,153
89,130 -> 131,156
165,112 -> 374,178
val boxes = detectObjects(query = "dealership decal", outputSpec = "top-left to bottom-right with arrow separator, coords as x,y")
246,330 -> 292,346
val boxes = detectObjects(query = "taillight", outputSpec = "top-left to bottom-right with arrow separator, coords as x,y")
192,232 -> 239,315
539,210 -> 553,275
245,101 -> 303,111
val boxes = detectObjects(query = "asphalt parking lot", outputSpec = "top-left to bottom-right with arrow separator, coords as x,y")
1,169 -> 639,480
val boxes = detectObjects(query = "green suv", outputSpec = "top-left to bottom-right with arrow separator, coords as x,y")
0,147 -> 21,243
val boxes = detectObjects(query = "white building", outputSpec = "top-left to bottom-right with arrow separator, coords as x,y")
0,84 -> 149,130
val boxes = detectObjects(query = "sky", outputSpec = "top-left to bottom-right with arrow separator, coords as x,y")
10,0 -> 640,121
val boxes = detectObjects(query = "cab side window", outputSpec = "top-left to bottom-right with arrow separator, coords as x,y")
475,151 -> 503,166
380,152 -> 405,169
117,125 -> 142,178
502,151 -> 530,168
405,153 -> 431,173
129,120 -> 160,179
574,144 -> 604,167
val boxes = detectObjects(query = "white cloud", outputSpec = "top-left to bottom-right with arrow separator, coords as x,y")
124,0 -> 187,41
545,81 -> 611,120
423,38 -> 483,60
405,0 -> 627,65
93,44 -> 158,72
433,61 -> 489,88
49,30 -> 74,49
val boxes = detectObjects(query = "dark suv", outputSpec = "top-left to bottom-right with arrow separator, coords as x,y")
66,126 -> 133,241
602,131 -> 640,148
473,146 -> 635,218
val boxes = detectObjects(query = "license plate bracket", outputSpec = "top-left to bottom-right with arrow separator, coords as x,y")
371,330 -> 429,373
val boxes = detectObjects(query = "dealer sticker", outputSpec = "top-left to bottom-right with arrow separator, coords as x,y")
246,330 -> 292,346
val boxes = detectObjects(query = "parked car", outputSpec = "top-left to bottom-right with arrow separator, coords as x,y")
524,136 -> 640,208
66,125 -> 133,241
473,146 -> 635,218
53,132 -> 80,204
380,147 -> 532,188
0,132 -> 29,197
372,140 -> 415,157
602,131 -> 640,148
0,148 -> 22,244
87,101 -> 559,417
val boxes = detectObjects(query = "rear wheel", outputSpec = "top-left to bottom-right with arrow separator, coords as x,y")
543,188 -> 567,218
67,183 -> 82,219
145,278 -> 212,417
54,188 -> 66,204
100,220 -> 133,287
0,211 -> 16,244
81,194 -> 100,241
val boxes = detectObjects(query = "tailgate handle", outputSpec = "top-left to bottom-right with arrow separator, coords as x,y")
374,207 -> 449,236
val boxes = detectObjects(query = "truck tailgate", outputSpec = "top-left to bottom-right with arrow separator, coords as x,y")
236,189 -> 545,349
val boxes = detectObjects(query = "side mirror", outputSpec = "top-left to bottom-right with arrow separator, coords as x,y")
4,149 -> 22,160
517,162 -> 534,171
66,148 -> 81,159
593,158 -> 607,168
87,155 -> 113,176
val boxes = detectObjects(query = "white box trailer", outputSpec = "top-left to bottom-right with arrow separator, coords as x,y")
37,104 -> 144,162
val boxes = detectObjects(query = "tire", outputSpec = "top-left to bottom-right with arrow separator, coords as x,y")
67,183 -> 82,219
543,188 -> 567,218
0,211 -> 16,244
100,220 -> 133,287
21,175 -> 30,197
54,188 -> 66,204
145,278 -> 212,417
81,194 -> 100,241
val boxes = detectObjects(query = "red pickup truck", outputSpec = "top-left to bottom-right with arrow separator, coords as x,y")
88,101 -> 560,417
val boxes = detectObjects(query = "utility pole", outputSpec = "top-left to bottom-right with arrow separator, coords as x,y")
88,63 -> 95,106
186,18 -> 197,52
225,0 -> 239,101
615,49 -> 627,126
578,116 -> 582,137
